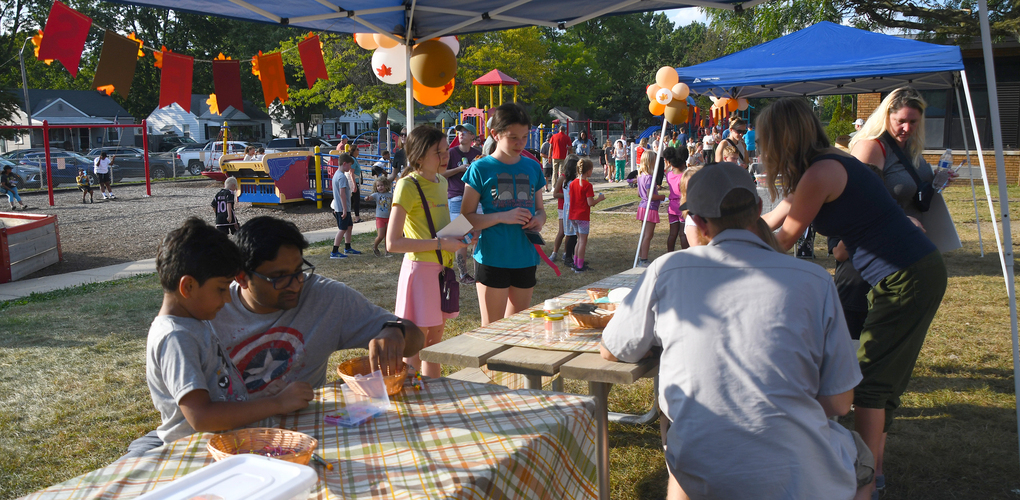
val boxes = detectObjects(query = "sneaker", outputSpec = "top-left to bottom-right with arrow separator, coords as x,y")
102,194 -> 108,200
329,251 -> 346,259
109,193 -> 116,199
548,252 -> 558,261
458,273 -> 477,285
373,248 -> 382,257
563,258 -> 575,270
574,264 -> 593,273
637,259 -> 650,268
344,248 -> 362,255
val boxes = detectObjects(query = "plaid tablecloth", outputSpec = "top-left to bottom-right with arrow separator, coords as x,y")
465,272 -> 642,353
21,379 -> 598,500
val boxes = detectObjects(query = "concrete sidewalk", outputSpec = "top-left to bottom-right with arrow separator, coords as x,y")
0,182 -> 627,302
0,221 -> 379,302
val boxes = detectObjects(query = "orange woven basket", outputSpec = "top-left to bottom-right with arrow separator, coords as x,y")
586,288 -> 610,302
337,356 -> 408,396
566,302 -> 617,330
206,428 -> 317,465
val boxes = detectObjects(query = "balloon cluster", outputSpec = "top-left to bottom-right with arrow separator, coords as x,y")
710,96 -> 750,114
354,33 -> 459,106
646,66 -> 691,125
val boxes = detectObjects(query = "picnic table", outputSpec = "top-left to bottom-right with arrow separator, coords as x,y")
20,378 -> 599,500
419,267 -> 658,500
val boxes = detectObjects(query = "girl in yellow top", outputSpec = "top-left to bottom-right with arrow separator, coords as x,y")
386,126 -> 469,378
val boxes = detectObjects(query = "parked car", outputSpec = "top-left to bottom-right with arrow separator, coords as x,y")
264,137 -> 332,154
86,147 -> 184,180
155,135 -> 200,152
17,151 -> 94,187
1,148 -> 67,161
176,141 -> 248,175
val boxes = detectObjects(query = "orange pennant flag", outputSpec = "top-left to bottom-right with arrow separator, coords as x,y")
97,85 -> 115,95
127,33 -> 145,59
153,45 -> 170,69
31,31 -> 54,65
207,94 -> 220,115
256,51 -> 288,107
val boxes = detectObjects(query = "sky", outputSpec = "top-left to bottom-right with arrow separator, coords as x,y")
661,8 -> 709,27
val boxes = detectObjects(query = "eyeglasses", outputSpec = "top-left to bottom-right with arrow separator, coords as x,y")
734,129 -> 747,134
249,259 -> 316,290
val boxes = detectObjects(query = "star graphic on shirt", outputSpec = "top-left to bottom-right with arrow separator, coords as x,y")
258,351 -> 289,384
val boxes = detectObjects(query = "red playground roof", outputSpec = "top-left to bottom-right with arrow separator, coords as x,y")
472,69 -> 519,86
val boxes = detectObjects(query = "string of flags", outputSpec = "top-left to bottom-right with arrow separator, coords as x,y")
32,0 -> 328,114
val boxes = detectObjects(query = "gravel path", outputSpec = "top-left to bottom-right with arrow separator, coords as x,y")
11,179 -> 362,280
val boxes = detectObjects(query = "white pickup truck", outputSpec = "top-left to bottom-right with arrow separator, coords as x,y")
176,141 -> 248,175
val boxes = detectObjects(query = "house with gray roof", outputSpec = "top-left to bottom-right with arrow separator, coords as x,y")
3,89 -> 135,153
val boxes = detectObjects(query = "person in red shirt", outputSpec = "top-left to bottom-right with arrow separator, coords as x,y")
566,158 -> 605,272
549,125 -> 571,182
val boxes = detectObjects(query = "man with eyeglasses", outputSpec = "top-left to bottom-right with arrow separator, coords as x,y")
211,216 -> 425,398
715,118 -> 749,167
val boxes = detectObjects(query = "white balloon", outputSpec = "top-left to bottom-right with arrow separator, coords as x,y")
439,36 -> 459,56
371,46 -> 407,85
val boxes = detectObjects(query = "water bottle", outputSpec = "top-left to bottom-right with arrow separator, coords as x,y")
933,149 -> 953,193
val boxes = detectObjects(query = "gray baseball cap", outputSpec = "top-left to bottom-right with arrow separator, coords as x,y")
679,162 -> 760,218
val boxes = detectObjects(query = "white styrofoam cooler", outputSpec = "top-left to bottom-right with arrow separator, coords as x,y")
135,454 -> 317,500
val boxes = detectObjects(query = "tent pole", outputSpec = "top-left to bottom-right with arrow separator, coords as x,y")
634,116 -> 668,268
405,42 -> 414,131
959,70 -> 1008,288
975,0 -> 1020,471
952,78 -> 983,256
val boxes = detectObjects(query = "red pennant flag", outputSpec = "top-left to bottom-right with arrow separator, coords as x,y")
212,60 -> 244,113
37,1 -> 92,78
298,34 -> 328,89
256,52 -> 288,107
159,51 -> 194,112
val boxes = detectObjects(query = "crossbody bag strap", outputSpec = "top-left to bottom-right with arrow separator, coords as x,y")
880,131 -> 923,187
408,176 -> 445,266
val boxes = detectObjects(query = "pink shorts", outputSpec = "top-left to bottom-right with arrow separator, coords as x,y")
395,257 -> 458,328
376,217 -> 389,230
636,207 -> 660,224
667,213 -> 683,224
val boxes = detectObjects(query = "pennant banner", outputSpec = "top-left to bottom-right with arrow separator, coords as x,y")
159,51 -> 194,112
37,1 -> 92,78
93,30 -> 141,98
298,34 -> 328,89
257,52 -> 288,107
212,60 -> 244,114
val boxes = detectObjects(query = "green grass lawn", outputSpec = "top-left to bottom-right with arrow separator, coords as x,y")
2,184 -> 1019,499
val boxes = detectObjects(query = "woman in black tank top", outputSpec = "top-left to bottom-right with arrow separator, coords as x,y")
758,97 -> 946,500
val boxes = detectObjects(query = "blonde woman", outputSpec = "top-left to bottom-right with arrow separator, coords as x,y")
849,87 -> 957,224
758,98 -> 946,499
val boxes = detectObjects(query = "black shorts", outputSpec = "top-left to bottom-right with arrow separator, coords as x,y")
96,172 -> 112,184
78,186 -> 93,193
543,166 -> 553,177
475,263 -> 537,289
333,211 -> 353,230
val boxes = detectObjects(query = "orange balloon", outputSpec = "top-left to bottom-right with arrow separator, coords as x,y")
725,98 -> 739,113
649,100 -> 665,116
410,40 -> 457,88
375,33 -> 399,49
354,33 -> 378,50
413,76 -> 455,107
671,82 -> 690,101
655,66 -> 679,90
646,84 -> 661,102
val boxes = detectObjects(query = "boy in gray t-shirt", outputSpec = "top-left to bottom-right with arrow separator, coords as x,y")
145,218 -> 314,445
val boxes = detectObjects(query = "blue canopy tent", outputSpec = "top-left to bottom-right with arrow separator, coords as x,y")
677,20 -> 1020,456
676,21 -> 963,98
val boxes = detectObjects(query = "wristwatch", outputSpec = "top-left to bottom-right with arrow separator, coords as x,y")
382,320 -> 406,338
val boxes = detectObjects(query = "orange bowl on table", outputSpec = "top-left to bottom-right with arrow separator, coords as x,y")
337,356 -> 408,396
207,428 -> 317,465
586,288 -> 610,301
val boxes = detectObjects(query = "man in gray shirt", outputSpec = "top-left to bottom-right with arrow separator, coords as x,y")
601,163 -> 873,500
125,216 -> 423,458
